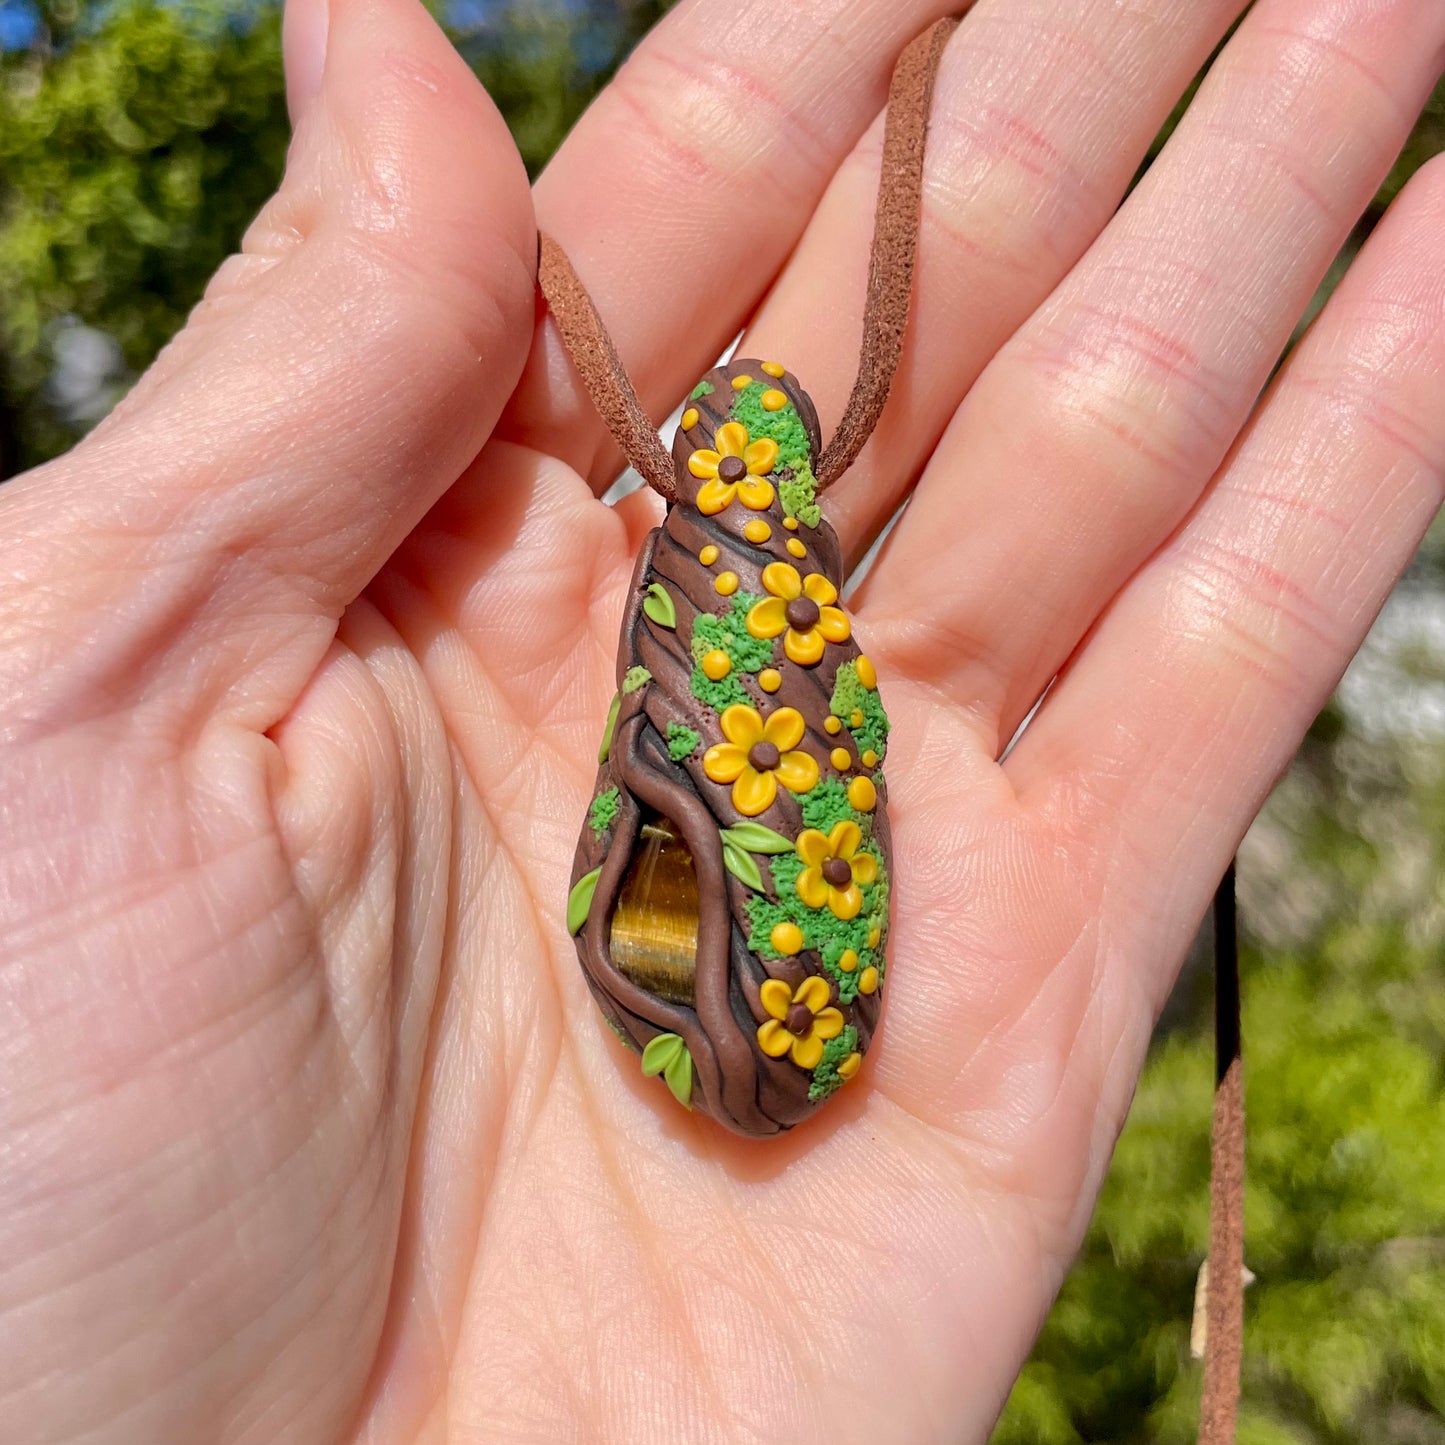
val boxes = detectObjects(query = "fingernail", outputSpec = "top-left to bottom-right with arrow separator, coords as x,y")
284,0 -> 330,125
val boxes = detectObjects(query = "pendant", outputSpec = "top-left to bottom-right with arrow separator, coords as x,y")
567,360 -> 892,1135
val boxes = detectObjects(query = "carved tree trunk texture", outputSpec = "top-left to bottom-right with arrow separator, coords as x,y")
569,360 -> 892,1136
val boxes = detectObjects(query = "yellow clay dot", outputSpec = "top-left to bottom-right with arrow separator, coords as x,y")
743,519 -> 772,544
715,571 -> 739,596
786,538 -> 807,558
824,715 -> 842,735
759,668 -> 782,693
847,776 -> 877,812
771,922 -> 803,957
761,388 -> 788,412
699,544 -> 719,566
783,516 -> 799,531
830,747 -> 852,772
837,1051 -> 862,1081
862,749 -> 879,768
731,374 -> 753,390
858,966 -> 879,995
680,407 -> 699,430
838,949 -> 859,974
867,926 -> 881,949
850,708 -> 864,727
702,649 -> 732,681
855,655 -> 878,690
762,361 -> 786,378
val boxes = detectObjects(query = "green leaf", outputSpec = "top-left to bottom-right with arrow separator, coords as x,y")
597,693 -> 621,763
722,838 -> 764,892
622,665 -> 652,693
641,1032 -> 684,1077
663,1047 -> 694,1109
642,582 -> 676,628
567,867 -> 602,935
722,821 -> 795,855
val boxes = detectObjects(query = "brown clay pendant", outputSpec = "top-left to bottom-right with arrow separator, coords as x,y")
543,18 -> 956,1136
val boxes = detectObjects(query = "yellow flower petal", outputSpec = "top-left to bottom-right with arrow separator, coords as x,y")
759,978 -> 793,1021
688,448 -> 721,479
733,767 -> 778,817
696,478 -> 737,515
736,477 -> 776,511
702,742 -> 748,784
744,437 -> 779,474
757,1019 -> 792,1057
837,1051 -> 862,1080
829,883 -> 863,921
816,606 -> 851,643
802,573 -> 838,606
850,852 -> 878,886
828,819 -> 862,859
714,421 -> 749,457
775,749 -> 819,795
745,596 -> 788,639
791,1034 -> 824,1070
762,705 -> 806,752
796,866 -> 830,910
761,561 -> 802,601
796,829 -> 832,867
784,628 -> 826,666
794,975 -> 831,1013
812,1007 -> 844,1041
719,704 -> 764,748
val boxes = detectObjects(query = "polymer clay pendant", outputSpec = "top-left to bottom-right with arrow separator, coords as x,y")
544,17 -> 956,1136
569,362 -> 892,1134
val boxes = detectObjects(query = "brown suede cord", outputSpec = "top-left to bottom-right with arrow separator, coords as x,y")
816,15 -> 959,490
537,232 -> 678,502
1201,864 -> 1244,1444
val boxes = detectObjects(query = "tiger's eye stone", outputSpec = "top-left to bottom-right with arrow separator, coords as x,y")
610,816 -> 699,1005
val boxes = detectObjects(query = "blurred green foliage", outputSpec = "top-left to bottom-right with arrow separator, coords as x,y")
2,3 -> 1445,1438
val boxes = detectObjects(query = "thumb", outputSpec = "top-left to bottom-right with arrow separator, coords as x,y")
0,0 -> 536,730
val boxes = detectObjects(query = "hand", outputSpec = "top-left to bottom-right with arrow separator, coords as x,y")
3,0 -> 1443,1439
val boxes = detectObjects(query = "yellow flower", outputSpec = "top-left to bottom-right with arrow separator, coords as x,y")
688,421 -> 778,515
702,704 -> 820,816
757,975 -> 844,1070
745,562 -> 850,666
795,820 -> 877,920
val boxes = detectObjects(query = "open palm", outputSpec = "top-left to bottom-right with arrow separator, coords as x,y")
4,0 -> 1444,1441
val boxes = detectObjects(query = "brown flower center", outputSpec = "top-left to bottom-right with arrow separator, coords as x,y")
747,741 -> 781,772
785,597 -> 820,631
717,453 -> 748,483
784,1003 -> 814,1037
822,857 -> 854,888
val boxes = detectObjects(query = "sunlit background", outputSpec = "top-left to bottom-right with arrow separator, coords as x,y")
2,3 -> 1444,1439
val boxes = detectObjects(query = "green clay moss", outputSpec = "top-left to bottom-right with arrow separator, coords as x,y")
587,786 -> 620,840
729,380 -> 821,526
800,778 -> 857,836
690,592 -> 772,675
730,381 -> 811,469
691,666 -> 748,710
809,1025 -> 859,1102
831,660 -> 890,762
689,379 -> 715,400
746,847 -> 888,1004
777,465 -> 821,528
666,722 -> 700,761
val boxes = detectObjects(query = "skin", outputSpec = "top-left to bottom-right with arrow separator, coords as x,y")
1,0 -> 1443,1440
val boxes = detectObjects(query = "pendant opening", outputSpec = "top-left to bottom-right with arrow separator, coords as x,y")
609,811 -> 699,1006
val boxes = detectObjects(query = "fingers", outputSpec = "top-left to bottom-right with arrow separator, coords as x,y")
509,0 -> 964,490
1008,156 -> 1445,992
861,0 -> 1445,748
742,0 -> 1249,566
0,0 -> 535,733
